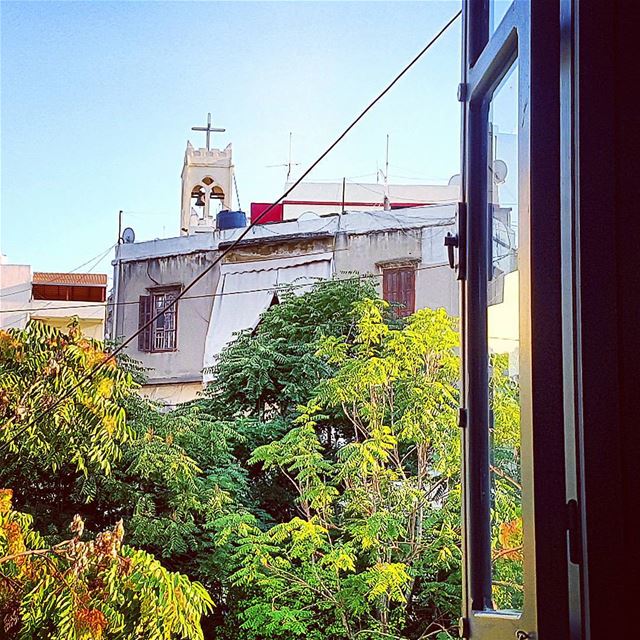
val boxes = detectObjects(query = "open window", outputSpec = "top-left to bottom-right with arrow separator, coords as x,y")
457,2 -> 568,638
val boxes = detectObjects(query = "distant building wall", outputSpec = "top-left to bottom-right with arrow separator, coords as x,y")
278,182 -> 459,221
113,249 -> 220,400
110,206 -> 460,406
335,226 -> 458,317
0,263 -> 32,330
0,263 -> 107,338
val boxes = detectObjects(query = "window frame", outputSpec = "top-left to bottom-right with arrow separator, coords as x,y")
381,262 -> 417,318
138,286 -> 181,354
460,1 -> 569,638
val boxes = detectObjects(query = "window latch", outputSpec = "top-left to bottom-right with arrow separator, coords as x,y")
444,202 -> 466,280
445,232 -> 459,270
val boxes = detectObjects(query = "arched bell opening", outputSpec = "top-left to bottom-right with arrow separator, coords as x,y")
210,185 -> 225,200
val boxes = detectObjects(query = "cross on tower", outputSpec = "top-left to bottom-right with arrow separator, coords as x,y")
191,113 -> 226,150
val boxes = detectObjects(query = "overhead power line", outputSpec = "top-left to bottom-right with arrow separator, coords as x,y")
0,257 -> 455,315
0,244 -> 116,299
0,9 -> 462,456
0,215 -> 458,315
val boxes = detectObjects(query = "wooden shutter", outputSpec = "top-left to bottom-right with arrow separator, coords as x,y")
383,267 -> 415,317
400,268 -> 415,315
138,295 -> 153,352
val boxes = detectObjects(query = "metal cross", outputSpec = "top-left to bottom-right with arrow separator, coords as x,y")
191,113 -> 226,150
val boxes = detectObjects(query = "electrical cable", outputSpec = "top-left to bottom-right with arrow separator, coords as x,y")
345,178 -> 457,204
0,255 -> 455,315
0,9 -> 462,455
0,244 -> 116,299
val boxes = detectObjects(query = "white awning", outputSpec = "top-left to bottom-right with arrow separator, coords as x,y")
203,253 -> 333,380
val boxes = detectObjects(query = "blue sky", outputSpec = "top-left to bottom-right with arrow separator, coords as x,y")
1,1 -> 462,274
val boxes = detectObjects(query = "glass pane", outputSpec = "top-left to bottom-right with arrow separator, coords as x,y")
487,62 -> 522,611
490,0 -> 514,34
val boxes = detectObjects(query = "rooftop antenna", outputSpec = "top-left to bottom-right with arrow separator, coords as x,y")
266,131 -> 301,182
383,134 -> 391,211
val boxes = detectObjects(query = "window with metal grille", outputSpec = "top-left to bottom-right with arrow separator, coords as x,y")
138,288 -> 179,352
382,267 -> 415,317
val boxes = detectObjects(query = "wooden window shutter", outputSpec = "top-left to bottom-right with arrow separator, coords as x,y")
383,267 -> 415,317
402,268 -> 416,315
138,295 -> 153,352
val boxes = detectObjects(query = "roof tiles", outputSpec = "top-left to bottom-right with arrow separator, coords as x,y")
32,272 -> 107,286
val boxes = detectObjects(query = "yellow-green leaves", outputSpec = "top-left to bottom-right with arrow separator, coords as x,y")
0,491 -> 213,640
0,321 -> 135,476
364,562 -> 412,603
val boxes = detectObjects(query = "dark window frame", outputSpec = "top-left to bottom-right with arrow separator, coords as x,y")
138,286 -> 180,353
460,1 -> 568,639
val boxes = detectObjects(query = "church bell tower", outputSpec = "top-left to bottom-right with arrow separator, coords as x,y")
181,113 -> 234,235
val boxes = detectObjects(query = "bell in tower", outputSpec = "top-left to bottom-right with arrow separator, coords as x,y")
180,113 -> 234,235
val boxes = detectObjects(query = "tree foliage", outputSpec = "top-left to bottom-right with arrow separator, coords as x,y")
215,303 -> 463,639
202,276 -> 380,526
0,322 -> 214,638
0,280 -> 524,638
0,489 -> 213,640
0,322 -> 133,475
204,276 -> 378,421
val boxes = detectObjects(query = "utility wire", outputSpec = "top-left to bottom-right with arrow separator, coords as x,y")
0,258 -> 454,315
0,244 -> 116,299
0,9 -> 462,456
0,215 -> 455,315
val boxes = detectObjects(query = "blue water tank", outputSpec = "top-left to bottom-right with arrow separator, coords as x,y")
217,209 -> 247,230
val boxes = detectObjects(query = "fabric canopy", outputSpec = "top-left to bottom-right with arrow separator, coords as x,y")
202,253 -> 333,380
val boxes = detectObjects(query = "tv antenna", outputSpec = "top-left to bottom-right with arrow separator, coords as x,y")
377,134 -> 391,211
266,132 -> 301,181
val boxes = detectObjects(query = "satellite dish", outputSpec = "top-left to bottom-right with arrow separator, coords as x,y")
122,227 -> 136,244
492,159 -> 508,184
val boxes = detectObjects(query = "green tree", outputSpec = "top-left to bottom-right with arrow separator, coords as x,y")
202,276 -> 379,526
204,276 -> 378,422
216,302 -> 462,640
0,321 -> 133,476
0,322 -> 213,638
0,489 -> 213,640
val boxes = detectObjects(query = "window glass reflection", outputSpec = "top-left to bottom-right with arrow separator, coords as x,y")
487,62 -> 523,611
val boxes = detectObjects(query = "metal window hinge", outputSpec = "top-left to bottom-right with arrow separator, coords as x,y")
458,407 -> 468,429
458,82 -> 468,102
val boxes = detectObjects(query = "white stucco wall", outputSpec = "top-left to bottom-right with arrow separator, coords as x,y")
0,263 -> 106,338
0,263 -> 32,330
